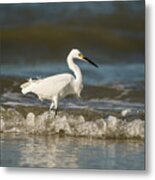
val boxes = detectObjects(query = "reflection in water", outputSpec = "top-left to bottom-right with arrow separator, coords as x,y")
19,136 -> 79,168
1,134 -> 144,169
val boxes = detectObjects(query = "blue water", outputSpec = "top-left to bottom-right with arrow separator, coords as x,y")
1,62 -> 144,86
0,134 -> 145,169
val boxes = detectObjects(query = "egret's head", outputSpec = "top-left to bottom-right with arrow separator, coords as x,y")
70,49 -> 98,68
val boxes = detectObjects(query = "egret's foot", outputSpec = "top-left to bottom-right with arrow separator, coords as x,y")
48,109 -> 58,119
53,109 -> 58,117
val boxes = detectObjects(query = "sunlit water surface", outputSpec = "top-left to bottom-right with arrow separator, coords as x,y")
1,134 -> 144,170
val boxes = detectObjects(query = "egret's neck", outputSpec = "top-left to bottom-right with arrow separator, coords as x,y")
67,54 -> 82,83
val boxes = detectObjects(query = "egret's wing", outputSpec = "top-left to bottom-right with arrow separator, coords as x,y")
31,73 -> 74,98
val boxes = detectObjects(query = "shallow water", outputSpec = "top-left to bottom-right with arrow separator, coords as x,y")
0,134 -> 144,169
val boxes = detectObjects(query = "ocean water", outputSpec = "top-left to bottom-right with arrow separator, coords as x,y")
1,134 -> 144,169
0,1 -> 145,169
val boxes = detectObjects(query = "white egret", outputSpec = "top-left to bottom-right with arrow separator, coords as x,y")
20,49 -> 98,115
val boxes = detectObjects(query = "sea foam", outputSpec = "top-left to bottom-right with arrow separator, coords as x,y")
0,107 -> 144,139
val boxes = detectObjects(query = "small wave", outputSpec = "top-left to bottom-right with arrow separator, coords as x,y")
0,106 -> 144,139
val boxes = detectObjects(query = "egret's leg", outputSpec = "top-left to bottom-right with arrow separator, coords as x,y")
49,102 -> 54,111
53,96 -> 59,116
48,101 -> 54,118
51,108 -> 58,117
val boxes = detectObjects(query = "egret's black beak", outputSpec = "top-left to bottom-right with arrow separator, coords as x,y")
83,57 -> 98,68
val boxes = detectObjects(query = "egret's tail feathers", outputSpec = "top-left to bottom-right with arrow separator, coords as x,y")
20,79 -> 36,95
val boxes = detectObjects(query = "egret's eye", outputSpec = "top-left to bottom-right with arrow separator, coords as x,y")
79,53 -> 83,58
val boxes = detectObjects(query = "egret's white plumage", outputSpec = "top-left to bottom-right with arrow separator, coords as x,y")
20,49 -> 98,114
